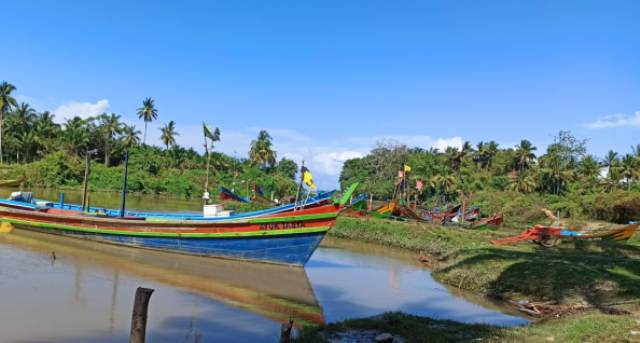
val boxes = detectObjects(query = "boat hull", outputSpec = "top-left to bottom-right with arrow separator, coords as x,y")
10,223 -> 326,265
0,204 -> 340,266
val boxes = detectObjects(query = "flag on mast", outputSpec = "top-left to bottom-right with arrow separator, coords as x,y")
301,166 -> 316,190
203,123 -> 220,142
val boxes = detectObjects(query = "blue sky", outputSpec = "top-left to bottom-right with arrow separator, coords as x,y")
2,1 -> 639,188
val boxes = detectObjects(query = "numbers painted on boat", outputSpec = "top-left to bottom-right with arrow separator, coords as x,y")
259,221 -> 305,231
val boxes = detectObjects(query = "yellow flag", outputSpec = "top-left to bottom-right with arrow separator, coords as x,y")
404,164 -> 412,172
301,166 -> 316,190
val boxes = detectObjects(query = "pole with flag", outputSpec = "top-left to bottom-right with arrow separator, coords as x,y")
294,160 -> 304,211
203,123 -> 221,205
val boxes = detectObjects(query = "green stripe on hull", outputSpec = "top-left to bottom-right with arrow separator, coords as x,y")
247,212 -> 338,223
0,217 -> 331,238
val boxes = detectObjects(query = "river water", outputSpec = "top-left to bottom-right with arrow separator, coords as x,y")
0,188 -> 527,342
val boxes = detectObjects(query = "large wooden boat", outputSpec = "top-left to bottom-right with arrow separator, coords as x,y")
0,201 -> 345,266
35,190 -> 336,221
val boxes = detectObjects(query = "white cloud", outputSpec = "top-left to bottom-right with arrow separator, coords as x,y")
431,136 -> 464,151
585,111 -> 640,129
311,150 -> 365,175
349,134 -> 464,151
53,99 -> 110,122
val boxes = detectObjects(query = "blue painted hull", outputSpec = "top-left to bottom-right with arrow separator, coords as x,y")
13,224 -> 327,266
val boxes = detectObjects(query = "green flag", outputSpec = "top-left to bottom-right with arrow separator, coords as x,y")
203,123 -> 220,141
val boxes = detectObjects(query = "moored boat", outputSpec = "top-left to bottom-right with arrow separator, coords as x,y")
0,190 -> 336,221
0,196 -> 351,266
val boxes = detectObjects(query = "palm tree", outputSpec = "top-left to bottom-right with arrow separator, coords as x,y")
602,150 -> 619,180
249,130 -> 276,168
514,139 -> 537,171
63,117 -> 91,155
160,120 -> 178,149
34,111 -> 61,156
577,155 -> 600,180
620,154 -> 638,190
444,147 -> 462,171
476,140 -> 499,169
99,113 -> 123,166
429,174 -> 458,200
507,171 -> 537,193
120,124 -> 141,150
0,82 -> 18,163
137,97 -> 158,145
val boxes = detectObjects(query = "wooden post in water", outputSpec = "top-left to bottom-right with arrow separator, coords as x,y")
130,287 -> 154,343
279,318 -> 294,343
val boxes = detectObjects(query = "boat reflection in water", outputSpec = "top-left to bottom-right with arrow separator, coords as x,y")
0,230 -> 323,342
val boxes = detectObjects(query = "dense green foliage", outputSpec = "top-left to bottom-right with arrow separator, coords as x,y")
340,132 -> 640,223
0,82 -> 299,199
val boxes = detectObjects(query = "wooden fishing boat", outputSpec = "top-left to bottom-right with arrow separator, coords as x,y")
219,186 -> 251,203
0,190 -> 336,221
492,223 -> 639,247
0,179 -> 23,187
0,198 -> 350,266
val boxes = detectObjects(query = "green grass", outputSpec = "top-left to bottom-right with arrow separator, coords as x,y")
294,310 -> 640,343
330,216 -> 517,256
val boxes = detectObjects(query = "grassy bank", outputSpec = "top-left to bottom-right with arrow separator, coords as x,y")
295,310 -> 640,343
318,217 -> 640,342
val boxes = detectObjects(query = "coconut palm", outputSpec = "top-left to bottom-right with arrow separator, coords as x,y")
514,139 -> 537,171
98,113 -> 123,166
63,117 -> 91,155
34,111 -> 61,156
160,120 -> 178,149
601,150 -> 619,180
577,155 -> 600,180
0,82 -> 18,163
249,130 -> 277,169
620,154 -> 638,190
429,174 -> 458,198
120,124 -> 141,150
507,171 -> 537,193
137,97 -> 158,145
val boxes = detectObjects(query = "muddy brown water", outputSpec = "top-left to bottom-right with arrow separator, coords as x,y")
0,188 -> 528,343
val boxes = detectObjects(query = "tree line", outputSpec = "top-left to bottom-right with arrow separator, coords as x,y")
0,81 -> 298,198
340,131 -> 640,203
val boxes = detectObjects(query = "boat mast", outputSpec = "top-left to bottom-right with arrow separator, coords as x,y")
203,132 -> 211,205
293,160 -> 304,211
120,149 -> 129,217
81,149 -> 97,212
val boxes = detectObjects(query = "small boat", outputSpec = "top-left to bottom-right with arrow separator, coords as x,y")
0,179 -> 23,187
0,184 -> 358,266
219,186 -> 251,203
468,213 -> 504,229
492,222 -> 639,247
